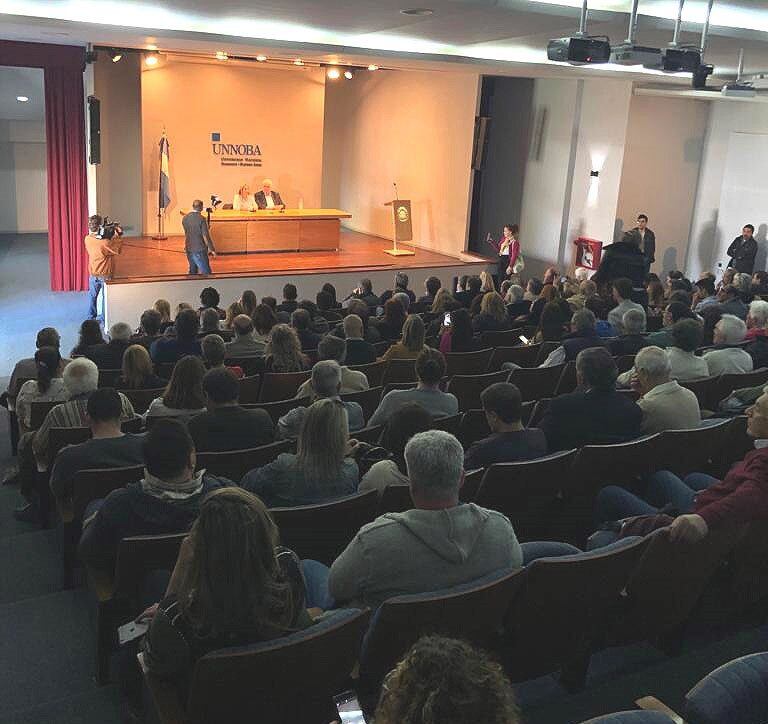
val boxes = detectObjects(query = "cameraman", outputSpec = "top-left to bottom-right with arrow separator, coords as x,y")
84,214 -> 123,321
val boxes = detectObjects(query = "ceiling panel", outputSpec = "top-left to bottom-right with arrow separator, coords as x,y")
0,66 -> 44,121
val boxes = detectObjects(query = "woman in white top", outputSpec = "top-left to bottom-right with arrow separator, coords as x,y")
145,355 -> 206,421
232,184 -> 255,212
16,346 -> 69,433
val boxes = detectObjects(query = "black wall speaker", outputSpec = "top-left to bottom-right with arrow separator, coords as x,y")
88,95 -> 101,165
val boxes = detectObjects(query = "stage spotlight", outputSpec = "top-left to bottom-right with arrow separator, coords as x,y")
16,96 -> 29,103
145,53 -> 159,67
344,69 -> 354,79
215,50 -> 228,61
367,64 -> 379,71
256,54 -> 267,62
108,49 -> 123,63
293,59 -> 304,66
327,67 -> 341,80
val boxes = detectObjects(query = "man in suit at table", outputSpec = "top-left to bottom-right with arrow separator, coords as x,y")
254,178 -> 285,210
632,213 -> 655,275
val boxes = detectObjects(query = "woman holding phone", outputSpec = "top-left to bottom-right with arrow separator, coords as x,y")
493,224 -> 521,284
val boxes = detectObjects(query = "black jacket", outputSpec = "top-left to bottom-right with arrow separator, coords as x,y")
727,235 -> 758,274
631,227 -> 656,264
593,241 -> 646,288
539,388 -> 643,452
254,189 -> 284,209
188,406 -> 274,453
344,338 -> 377,365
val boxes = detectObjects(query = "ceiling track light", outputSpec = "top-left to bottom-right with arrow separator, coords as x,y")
367,64 -> 379,71
343,69 -> 354,80
215,50 -> 228,61
144,52 -> 159,67
108,48 -> 123,63
327,67 -> 341,79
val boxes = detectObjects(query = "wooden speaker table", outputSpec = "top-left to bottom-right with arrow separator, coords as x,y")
208,209 -> 352,254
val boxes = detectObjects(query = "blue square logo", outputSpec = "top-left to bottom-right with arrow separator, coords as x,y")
211,132 -> 221,142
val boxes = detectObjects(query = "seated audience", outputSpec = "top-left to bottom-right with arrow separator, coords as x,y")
6,327 -> 66,408
752,271 -> 768,296
632,347 -> 701,434
279,360 -> 364,438
341,314 -> 376,365
380,272 -> 416,306
320,282 -> 340,309
295,335 -> 368,398
331,299 -> 381,344
297,299 -> 329,334
375,635 -> 521,724
242,398 -> 359,507
223,301 -> 244,330
154,299 -> 173,332
472,292 -> 510,333
78,419 -> 226,573
369,348 -> 459,427
703,314 -> 753,375
349,277 -> 380,308
646,278 -> 665,315
118,344 -> 167,390
264,324 -> 309,372
566,279 -> 597,311
543,267 -> 559,286
693,276 -> 719,312
609,308 -> 650,357
225,314 -> 265,357
533,301 -> 567,343
733,272 -> 754,304
538,308 -> 607,368
201,334 -> 243,378
464,383 -> 547,469
199,308 -> 221,335
252,303 -> 277,346
261,295 -> 277,311
717,284 -> 749,320
418,276 -> 442,306
479,270 -> 496,293
15,346 -> 68,433
131,309 -> 163,350
146,355 -> 207,420
143,488 -> 311,686
595,390 -> 768,544
428,288 -> 454,321
523,278 -> 543,303
539,348 -> 642,451
374,298 -> 407,342
71,319 -> 107,358
382,315 -> 426,361
276,283 -> 299,315
454,275 -> 482,308
359,403 -> 433,494
505,284 -> 530,318
86,322 -> 133,369
188,368 -> 273,452
291,308 -> 322,352
607,277 -> 646,335
645,301 -> 697,348
439,307 -> 476,354
198,286 -> 225,320
326,430 -> 522,608
745,300 -> 768,341
151,309 -> 202,364
240,289 -> 258,318
49,388 -> 145,508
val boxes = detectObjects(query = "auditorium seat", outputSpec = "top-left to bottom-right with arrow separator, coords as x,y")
243,397 -> 309,425
237,374 -> 262,404
480,329 -> 527,348
352,425 -> 383,445
269,489 -> 379,565
679,374 -> 719,409
140,608 -> 371,724
225,356 -> 265,377
457,409 -> 491,449
504,537 -> 649,690
535,341 -> 561,365
528,398 -> 552,427
727,520 -> 768,607
381,358 -> 417,385
357,568 -> 525,716
474,450 -> 579,543
711,367 -> 768,410
341,387 -> 383,424
655,418 -> 733,477
29,399 -> 63,430
554,360 -> 578,395
154,362 -> 176,380
378,484 -> 412,514
508,363 -> 565,402
579,712 -> 674,724
460,467 -> 485,502
487,344 -> 542,371
97,369 -> 122,388
91,532 -> 187,684
195,440 -> 293,482
446,369 -> 510,411
615,354 -> 637,374
258,371 -> 311,403
121,387 -> 165,414
432,413 -> 462,437
444,348 -> 494,376
347,360 -> 387,387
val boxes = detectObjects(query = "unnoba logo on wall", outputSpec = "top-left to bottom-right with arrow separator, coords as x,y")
211,132 -> 263,168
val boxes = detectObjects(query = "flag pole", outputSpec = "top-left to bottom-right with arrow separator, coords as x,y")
152,129 -> 169,240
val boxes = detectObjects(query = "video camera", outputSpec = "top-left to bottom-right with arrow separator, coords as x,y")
97,216 -> 124,240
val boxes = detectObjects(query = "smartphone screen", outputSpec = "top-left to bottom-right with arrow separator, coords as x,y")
334,692 -> 365,724
519,335 -> 530,345
443,312 -> 452,326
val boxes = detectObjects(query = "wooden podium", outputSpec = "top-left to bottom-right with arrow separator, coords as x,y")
383,199 -> 416,257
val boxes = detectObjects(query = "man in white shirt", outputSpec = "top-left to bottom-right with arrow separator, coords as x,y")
634,346 -> 701,434
254,178 -> 285,210
703,315 -> 754,376
607,277 -> 645,335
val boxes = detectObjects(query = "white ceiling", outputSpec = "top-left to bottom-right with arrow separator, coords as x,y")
0,66 -> 44,121
0,0 -> 767,81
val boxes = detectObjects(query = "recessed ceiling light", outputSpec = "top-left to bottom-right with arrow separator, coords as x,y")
327,67 -> 341,80
145,53 -> 159,67
344,69 -> 354,79
256,54 -> 267,62
215,50 -> 228,61
400,8 -> 434,15
16,96 -> 29,103
367,64 -> 379,71
108,49 -> 123,63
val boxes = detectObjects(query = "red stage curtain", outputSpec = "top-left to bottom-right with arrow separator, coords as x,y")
0,41 -> 87,291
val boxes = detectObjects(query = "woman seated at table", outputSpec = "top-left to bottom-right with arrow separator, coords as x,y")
232,184 -> 255,211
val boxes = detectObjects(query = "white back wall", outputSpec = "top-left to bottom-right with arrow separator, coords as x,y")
0,120 -> 46,234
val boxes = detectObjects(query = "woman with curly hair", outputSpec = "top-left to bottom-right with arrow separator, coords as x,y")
375,635 -> 520,724
472,291 -> 510,333
264,323 -> 309,372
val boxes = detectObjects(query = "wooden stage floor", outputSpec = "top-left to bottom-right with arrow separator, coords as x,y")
113,230 -> 489,284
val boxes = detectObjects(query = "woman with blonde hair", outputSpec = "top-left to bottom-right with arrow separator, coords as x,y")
143,487 -> 311,684
223,301 -> 245,330
382,315 -> 426,361
233,183 -> 255,211
145,355 -> 206,420
479,270 -> 496,294
154,299 -> 173,332
242,398 -> 359,507
430,288 -> 454,316
264,323 -> 309,372
472,292 -> 510,333
119,344 -> 167,390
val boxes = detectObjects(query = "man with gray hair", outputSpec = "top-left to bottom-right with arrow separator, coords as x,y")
610,308 -> 650,357
538,308 -> 607,368
87,321 -> 133,369
279,360 -> 364,438
225,314 -> 265,357
505,284 -> 530,318
634,346 -> 700,434
326,429 -> 522,608
703,314 -> 754,376
295,334 -> 368,399
379,271 -> 416,307
746,300 -> 768,341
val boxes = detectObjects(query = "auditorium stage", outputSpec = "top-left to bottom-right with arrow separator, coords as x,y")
104,229 -> 492,326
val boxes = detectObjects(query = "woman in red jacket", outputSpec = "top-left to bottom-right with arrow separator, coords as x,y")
493,224 -> 521,286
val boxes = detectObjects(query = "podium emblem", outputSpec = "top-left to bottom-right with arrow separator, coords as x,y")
396,205 -> 409,223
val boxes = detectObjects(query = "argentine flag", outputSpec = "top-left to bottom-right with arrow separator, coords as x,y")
158,135 -> 170,210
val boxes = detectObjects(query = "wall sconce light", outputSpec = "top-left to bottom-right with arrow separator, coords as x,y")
590,170 -> 600,178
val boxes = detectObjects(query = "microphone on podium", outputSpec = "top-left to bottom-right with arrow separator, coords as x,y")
393,182 -> 399,201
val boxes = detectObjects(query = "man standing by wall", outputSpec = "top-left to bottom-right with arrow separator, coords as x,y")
727,224 -> 758,274
84,214 -> 122,320
633,213 -> 655,275
182,200 -> 216,275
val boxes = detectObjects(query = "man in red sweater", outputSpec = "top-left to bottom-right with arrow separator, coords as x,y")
595,392 -> 768,543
